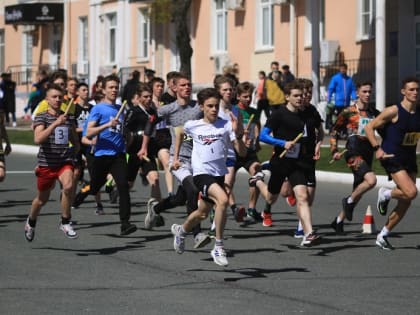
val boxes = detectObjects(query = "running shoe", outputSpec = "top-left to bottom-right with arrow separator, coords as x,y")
294,228 -> 304,238
95,203 -> 105,215
193,232 -> 212,249
286,193 -> 297,207
243,208 -> 262,223
261,211 -> 273,227
300,231 -> 321,247
24,217 -> 35,242
144,198 -> 159,230
59,222 -> 78,239
233,206 -> 246,223
377,187 -> 390,216
376,234 -> 394,250
120,222 -> 137,236
330,218 -> 344,234
211,246 -> 229,266
171,224 -> 185,254
342,197 -> 355,221
248,172 -> 265,187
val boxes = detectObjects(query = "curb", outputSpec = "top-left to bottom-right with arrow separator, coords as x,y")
9,144 -> 420,189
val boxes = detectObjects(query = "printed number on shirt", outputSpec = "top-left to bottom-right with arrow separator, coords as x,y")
55,126 -> 69,145
109,116 -> 122,134
201,138 -> 224,162
402,132 -> 420,146
357,117 -> 371,136
285,143 -> 301,159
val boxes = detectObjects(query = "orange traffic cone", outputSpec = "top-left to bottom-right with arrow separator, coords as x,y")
362,205 -> 376,234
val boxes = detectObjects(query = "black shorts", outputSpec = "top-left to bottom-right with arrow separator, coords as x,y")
268,158 -> 315,194
381,156 -> 418,179
235,150 -> 260,172
154,128 -> 171,151
193,174 -> 225,203
0,153 -> 5,163
127,153 -> 158,182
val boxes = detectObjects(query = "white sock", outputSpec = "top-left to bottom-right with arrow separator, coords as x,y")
384,189 -> 392,200
347,196 -> 354,204
297,221 -> 303,231
379,226 -> 390,237
211,221 -> 216,231
336,216 -> 343,223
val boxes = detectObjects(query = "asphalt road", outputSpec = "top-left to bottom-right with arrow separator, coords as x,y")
1,153 -> 420,314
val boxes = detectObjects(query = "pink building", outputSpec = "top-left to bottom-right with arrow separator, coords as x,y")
0,0 -> 418,113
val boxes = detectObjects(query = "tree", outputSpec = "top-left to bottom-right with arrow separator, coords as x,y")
151,0 -> 193,77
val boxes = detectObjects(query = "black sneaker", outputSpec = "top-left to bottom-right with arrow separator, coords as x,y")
120,223 -> 137,236
330,218 -> 344,234
155,214 -> 165,227
342,197 -> 355,222
248,172 -> 265,187
244,208 -> 263,223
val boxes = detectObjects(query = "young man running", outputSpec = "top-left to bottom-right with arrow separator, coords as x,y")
330,81 -> 379,233
365,77 -> 420,250
171,87 -> 246,266
24,84 -> 80,241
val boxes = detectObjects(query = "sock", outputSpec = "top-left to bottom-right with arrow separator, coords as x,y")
336,216 -> 343,224
61,217 -> 71,225
28,217 -> 37,228
180,225 -> 187,236
264,203 -> 271,214
230,204 -> 237,214
215,239 -> 224,247
211,221 -> 216,231
247,207 -> 255,215
379,226 -> 390,238
384,189 -> 392,200
297,221 -> 303,231
347,196 -> 354,204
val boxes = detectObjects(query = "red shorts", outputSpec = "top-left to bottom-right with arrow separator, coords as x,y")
35,164 -> 74,191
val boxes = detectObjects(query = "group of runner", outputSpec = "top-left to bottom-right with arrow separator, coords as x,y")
16,68 -> 420,266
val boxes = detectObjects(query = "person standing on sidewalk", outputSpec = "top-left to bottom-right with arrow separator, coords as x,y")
365,77 -> 420,250
329,81 -> 379,234
86,75 -> 137,236
24,84 -> 80,242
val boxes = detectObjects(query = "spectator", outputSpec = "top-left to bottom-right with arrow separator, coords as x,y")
145,68 -> 156,83
267,61 -> 280,80
1,73 -> 17,127
122,70 -> 140,106
280,65 -> 295,88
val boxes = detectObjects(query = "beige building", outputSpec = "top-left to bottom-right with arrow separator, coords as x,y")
0,0 -> 419,112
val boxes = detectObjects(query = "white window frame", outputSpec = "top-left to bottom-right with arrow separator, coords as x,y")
211,0 -> 228,54
137,8 -> 150,60
105,12 -> 117,64
256,0 -> 274,51
22,30 -> 33,83
0,29 -> 4,72
304,0 -> 325,48
49,24 -> 61,67
78,16 -> 89,74
357,0 -> 376,41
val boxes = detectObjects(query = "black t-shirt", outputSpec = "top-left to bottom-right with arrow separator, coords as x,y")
160,92 -> 177,105
299,104 -> 323,160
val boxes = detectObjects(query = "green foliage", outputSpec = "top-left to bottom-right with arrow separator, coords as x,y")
150,0 -> 174,23
7,129 -> 34,145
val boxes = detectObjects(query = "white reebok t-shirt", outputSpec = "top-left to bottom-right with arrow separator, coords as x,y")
184,118 -> 236,176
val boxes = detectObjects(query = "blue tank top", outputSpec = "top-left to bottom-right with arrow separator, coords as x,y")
381,103 -> 420,161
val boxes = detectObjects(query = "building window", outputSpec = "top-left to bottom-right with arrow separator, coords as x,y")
49,24 -> 62,67
106,13 -> 117,63
304,0 -> 325,47
78,17 -> 89,74
22,30 -> 33,83
256,0 -> 273,50
0,29 -> 4,72
358,0 -> 376,40
213,0 -> 227,53
138,8 -> 149,59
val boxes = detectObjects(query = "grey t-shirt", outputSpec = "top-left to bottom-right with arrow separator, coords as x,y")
158,100 -> 201,157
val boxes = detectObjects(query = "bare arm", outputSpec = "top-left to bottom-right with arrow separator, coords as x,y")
86,118 -> 118,138
34,114 -> 67,144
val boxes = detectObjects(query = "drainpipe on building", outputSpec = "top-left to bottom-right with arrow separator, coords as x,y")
311,0 -> 320,106
63,0 -> 69,71
376,0 -> 386,111
289,0 -> 296,75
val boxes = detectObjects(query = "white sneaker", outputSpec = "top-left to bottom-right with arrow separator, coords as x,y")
24,217 -> 35,242
193,232 -> 211,249
211,246 -> 229,266
144,198 -> 159,230
376,234 -> 394,250
171,224 -> 185,254
59,222 -> 78,239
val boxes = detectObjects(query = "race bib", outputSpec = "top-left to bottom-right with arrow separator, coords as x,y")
285,143 -> 301,159
357,117 -> 372,136
55,126 -> 69,145
402,132 -> 420,146
109,116 -> 122,134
